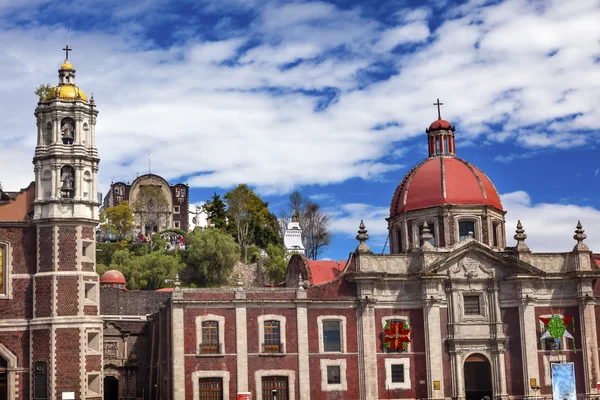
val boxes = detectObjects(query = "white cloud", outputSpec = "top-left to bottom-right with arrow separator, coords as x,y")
503,191 -> 600,252
0,0 -> 599,195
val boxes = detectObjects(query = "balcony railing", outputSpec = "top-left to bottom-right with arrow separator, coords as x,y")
198,343 -> 221,355
261,342 -> 285,354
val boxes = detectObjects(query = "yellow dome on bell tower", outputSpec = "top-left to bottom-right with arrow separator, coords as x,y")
44,43 -> 88,102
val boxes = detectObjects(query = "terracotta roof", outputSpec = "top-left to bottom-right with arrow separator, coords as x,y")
307,260 -> 347,285
594,254 -> 600,269
100,270 -> 126,285
155,287 -> 174,292
390,157 -> 503,216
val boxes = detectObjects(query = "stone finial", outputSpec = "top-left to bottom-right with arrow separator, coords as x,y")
513,220 -> 530,252
573,221 -> 589,250
297,274 -> 304,287
90,93 -> 95,104
237,273 -> 244,288
174,272 -> 181,290
420,221 -> 434,250
356,220 -> 371,253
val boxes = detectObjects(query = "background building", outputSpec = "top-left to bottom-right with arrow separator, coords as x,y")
103,175 -> 190,234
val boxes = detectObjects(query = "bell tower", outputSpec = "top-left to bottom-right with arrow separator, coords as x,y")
30,44 -> 103,399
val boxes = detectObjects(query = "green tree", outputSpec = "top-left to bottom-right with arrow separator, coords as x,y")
109,249 -> 184,290
264,244 -> 288,284
224,184 -> 281,262
100,201 -> 136,240
203,193 -> 228,230
34,83 -> 53,100
184,228 -> 240,286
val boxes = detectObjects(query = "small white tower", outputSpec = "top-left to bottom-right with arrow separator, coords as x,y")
284,212 -> 305,255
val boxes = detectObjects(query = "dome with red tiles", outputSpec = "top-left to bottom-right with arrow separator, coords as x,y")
390,157 -> 503,216
428,119 -> 454,131
100,270 -> 126,285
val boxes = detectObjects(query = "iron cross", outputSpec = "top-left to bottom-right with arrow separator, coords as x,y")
433,98 -> 443,120
63,44 -> 72,60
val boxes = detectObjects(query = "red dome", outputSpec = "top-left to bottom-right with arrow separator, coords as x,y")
100,270 -> 126,285
390,157 -> 503,216
428,119 -> 453,130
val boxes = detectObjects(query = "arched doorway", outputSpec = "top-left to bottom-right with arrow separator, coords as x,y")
104,376 -> 119,400
0,355 -> 7,400
464,353 -> 493,400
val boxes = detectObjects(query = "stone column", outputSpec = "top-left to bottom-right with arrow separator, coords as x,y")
424,301 -> 445,399
171,296 -> 185,400
358,302 -> 378,400
51,165 -> 57,200
74,167 -> 81,201
518,300 -> 539,399
235,287 -> 249,393
296,300 -> 310,399
579,297 -> 600,396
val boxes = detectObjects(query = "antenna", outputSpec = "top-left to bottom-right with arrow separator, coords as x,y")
148,153 -> 151,175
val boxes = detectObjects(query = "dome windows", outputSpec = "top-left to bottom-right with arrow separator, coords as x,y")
459,221 -> 476,241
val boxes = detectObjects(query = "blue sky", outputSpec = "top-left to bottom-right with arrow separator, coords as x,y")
1,0 -> 599,259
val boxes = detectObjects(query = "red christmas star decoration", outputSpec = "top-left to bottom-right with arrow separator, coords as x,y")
383,321 -> 411,351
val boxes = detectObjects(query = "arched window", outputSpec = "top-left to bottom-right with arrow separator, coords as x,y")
42,169 -> 52,198
459,221 -> 475,241
60,165 -> 75,198
60,118 -> 75,145
492,222 -> 499,247
44,122 -> 53,145
435,137 -> 441,155
443,136 -> 449,154
83,171 -> 92,199
396,229 -> 403,252
82,123 -> 89,145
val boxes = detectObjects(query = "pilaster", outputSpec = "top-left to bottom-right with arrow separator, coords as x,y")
235,285 -> 249,393
518,300 -> 539,399
171,299 -> 185,400
358,301 -> 378,400
578,292 -> 600,397
296,300 -> 310,400
424,302 -> 445,399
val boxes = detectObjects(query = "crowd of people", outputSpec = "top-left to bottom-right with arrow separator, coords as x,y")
137,231 -> 186,251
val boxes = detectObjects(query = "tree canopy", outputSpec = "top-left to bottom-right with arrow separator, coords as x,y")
203,193 -> 227,230
108,248 -> 184,290
100,201 -> 136,240
183,228 -> 240,285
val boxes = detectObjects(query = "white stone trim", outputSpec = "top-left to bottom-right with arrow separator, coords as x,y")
195,314 -> 225,354
317,315 -> 347,353
385,358 -> 411,390
0,343 -> 17,399
459,291 -> 488,322
0,240 -> 13,299
381,315 -> 411,352
254,369 -> 295,400
258,314 -> 286,354
191,370 -> 230,400
320,358 -> 347,391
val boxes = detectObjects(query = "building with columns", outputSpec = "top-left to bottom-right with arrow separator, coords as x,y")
1,48 -> 600,400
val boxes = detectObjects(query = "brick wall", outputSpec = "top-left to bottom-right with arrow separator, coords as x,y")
58,226 -> 77,271
0,226 -> 36,274
0,278 -> 33,319
38,227 -> 54,273
55,328 -> 81,399
183,308 -> 236,355
56,276 -> 79,316
34,276 -> 52,318
81,227 -> 94,240
100,287 -> 170,315
502,307 -> 524,396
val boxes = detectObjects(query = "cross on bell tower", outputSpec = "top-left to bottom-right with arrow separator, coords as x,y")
433,98 -> 443,120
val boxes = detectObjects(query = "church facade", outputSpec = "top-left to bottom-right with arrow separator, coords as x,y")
1,51 -> 600,400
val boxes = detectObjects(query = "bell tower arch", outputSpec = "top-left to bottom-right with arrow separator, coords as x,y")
30,44 -> 103,399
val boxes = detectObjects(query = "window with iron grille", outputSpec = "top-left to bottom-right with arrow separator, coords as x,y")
391,364 -> 405,383
463,295 -> 481,315
201,321 -> 219,354
323,320 -> 341,352
198,377 -> 223,400
262,376 -> 288,400
263,320 -> 281,353
327,366 -> 341,384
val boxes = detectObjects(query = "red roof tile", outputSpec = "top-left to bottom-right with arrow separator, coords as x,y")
307,260 -> 347,285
